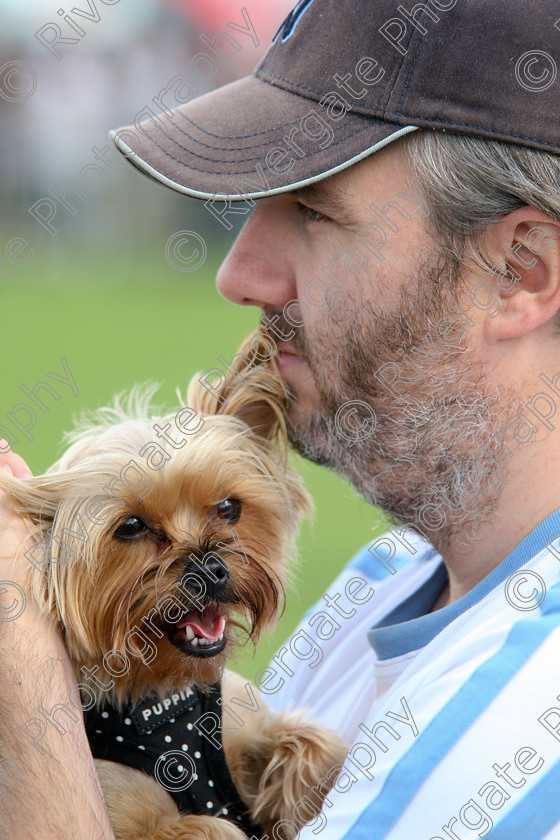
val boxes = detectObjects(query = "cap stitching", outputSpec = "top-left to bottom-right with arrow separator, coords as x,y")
117,127 -> 419,200
135,114 -> 560,182
251,70 -> 560,151
374,41 -> 409,111
384,112 -> 560,151
257,45 -> 406,116
397,30 -> 429,116
259,21 -> 422,116
162,108 -> 315,150
143,112 -> 378,165
136,78 -> 362,145
375,16 -> 427,113
257,67 -> 415,122
132,122 -> 386,176
130,114 -> 560,185
256,67 -> 332,103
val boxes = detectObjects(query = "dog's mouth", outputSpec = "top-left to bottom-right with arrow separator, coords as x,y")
165,603 -> 228,658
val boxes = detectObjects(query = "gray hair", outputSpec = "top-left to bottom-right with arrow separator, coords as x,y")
402,130 -> 560,275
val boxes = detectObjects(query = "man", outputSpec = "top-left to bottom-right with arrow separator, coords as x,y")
2,0 -> 560,837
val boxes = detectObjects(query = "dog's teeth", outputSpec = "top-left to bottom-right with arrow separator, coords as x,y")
198,637 -> 216,647
187,631 -> 224,649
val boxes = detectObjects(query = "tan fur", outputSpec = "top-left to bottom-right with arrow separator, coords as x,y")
95,758 -> 248,840
221,671 -> 348,839
0,328 -> 347,840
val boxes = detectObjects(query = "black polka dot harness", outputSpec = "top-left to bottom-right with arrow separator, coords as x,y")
84,683 -> 261,837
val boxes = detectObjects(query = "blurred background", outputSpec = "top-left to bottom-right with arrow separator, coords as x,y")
1,0 -> 390,678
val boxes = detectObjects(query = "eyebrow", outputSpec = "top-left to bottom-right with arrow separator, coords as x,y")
290,181 -> 354,218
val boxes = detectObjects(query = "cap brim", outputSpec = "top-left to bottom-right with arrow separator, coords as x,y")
109,74 -> 418,201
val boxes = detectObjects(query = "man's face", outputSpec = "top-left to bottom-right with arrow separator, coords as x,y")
216,143 -> 513,545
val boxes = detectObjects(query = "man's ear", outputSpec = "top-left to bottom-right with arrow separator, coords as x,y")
481,208 -> 560,341
187,327 -> 289,441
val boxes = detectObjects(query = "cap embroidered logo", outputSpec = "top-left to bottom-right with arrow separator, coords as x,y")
272,0 -> 317,44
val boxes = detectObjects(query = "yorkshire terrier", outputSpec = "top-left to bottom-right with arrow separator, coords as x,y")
0,329 -> 347,840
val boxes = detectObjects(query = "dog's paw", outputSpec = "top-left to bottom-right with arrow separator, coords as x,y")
247,710 -> 348,836
95,761 -> 249,840
145,814 -> 248,840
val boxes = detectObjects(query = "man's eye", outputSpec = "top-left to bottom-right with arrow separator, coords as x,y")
113,517 -> 149,540
296,202 -> 331,224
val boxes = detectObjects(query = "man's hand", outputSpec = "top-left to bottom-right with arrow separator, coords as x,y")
0,442 -> 115,839
0,445 -> 33,586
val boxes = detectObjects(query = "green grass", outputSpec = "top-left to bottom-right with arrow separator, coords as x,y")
2,248 -> 390,679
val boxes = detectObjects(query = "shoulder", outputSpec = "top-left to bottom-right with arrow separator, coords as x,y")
263,527 -> 437,714
344,525 -> 434,581
294,552 -> 560,840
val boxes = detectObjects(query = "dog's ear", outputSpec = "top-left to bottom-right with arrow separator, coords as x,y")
187,328 -> 289,442
0,470 -> 68,534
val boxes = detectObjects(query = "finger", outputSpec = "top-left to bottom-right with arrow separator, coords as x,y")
0,441 -> 33,480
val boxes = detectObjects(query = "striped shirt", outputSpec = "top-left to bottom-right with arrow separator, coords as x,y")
264,511 -> 560,840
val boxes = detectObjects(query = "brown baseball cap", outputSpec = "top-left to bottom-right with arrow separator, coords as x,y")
109,0 -> 560,201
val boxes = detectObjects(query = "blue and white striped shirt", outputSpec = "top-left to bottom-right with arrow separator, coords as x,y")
265,511 -> 560,840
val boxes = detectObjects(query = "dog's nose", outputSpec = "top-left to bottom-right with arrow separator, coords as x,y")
183,553 -> 229,601
205,556 -> 229,588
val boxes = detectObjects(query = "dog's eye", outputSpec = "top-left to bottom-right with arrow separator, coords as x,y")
113,517 -> 149,540
215,498 -> 242,523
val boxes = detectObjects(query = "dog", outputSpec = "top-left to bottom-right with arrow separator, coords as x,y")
0,328 -> 347,840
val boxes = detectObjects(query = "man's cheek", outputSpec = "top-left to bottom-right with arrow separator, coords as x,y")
302,274 -> 339,313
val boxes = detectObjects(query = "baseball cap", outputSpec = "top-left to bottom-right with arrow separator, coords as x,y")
109,0 -> 560,202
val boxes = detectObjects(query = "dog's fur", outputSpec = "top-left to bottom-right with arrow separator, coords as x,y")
0,329 -> 347,840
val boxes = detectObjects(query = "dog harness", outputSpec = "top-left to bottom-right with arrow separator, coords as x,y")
84,683 -> 262,837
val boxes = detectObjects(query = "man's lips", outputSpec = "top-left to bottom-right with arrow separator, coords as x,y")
278,344 -> 299,355
276,344 -> 307,369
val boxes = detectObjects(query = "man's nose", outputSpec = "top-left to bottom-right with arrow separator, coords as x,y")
216,196 -> 296,310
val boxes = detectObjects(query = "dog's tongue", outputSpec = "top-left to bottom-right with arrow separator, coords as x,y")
177,604 -> 226,639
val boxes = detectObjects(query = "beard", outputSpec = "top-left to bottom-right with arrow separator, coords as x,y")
261,253 -> 517,550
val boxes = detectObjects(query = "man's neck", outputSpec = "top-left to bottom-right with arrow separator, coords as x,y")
429,583 -> 451,612
431,442 -> 560,605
